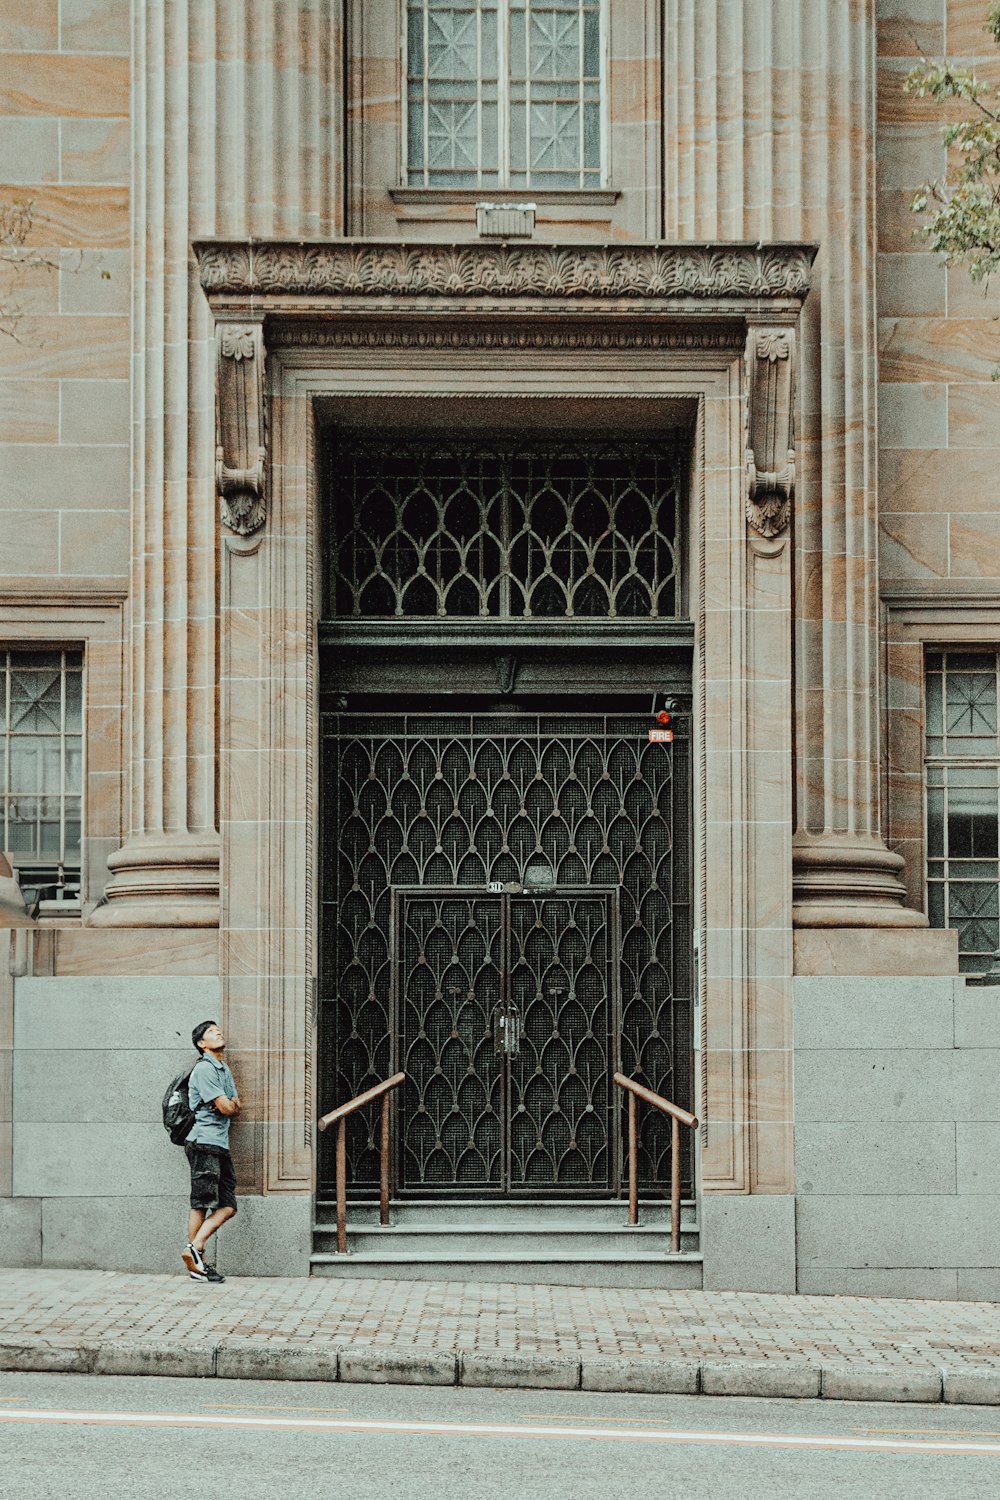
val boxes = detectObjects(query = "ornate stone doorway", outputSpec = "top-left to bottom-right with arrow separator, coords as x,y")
197,237 -> 811,1244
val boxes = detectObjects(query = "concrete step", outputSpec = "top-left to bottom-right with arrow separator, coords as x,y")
315,1196 -> 697,1229
310,1197 -> 701,1286
309,1249 -> 703,1289
311,1223 -> 700,1256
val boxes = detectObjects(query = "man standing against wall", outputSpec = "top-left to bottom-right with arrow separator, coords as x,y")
182,1020 -> 240,1282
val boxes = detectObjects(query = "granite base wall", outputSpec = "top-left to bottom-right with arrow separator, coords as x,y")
9,972 -> 997,1291
794,974 -> 1000,1299
1,976 -> 312,1276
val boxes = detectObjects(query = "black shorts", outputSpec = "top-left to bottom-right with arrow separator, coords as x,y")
185,1143 -> 238,1213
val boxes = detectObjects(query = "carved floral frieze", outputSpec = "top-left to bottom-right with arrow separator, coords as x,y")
195,241 -> 815,302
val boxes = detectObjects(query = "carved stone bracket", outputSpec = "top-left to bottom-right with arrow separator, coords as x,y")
744,325 -> 796,540
216,321 -> 266,536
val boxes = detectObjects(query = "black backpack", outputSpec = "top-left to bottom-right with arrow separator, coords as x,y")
162,1065 -> 196,1145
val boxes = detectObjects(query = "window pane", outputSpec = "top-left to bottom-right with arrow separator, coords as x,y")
65,669 -> 82,731
64,809 -> 82,864
583,8 -> 599,74
928,878 -> 945,928
925,666 -> 942,736
529,9 -> 580,80
10,670 -> 62,733
583,99 -> 600,166
927,787 -> 945,858
946,784 -> 999,859
66,736 -> 83,795
10,740 -> 40,794
945,666 -> 996,754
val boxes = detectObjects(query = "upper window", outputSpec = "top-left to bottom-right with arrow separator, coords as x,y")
0,648 -> 83,908
405,0 -> 603,189
926,650 -> 1000,972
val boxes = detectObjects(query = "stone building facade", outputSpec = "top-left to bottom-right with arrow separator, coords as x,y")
2,0 -> 1000,1296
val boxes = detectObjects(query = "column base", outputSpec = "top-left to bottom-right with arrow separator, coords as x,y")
792,833 -> 927,929
88,834 -> 220,928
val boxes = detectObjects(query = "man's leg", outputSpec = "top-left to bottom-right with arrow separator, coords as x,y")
191,1203 -> 235,1253
187,1207 -> 205,1245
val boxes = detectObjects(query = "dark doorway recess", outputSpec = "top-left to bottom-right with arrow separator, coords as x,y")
318,424 -> 695,1201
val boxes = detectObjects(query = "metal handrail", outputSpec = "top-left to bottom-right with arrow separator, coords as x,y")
317,1072 -> 406,1254
614,1072 -> 698,1254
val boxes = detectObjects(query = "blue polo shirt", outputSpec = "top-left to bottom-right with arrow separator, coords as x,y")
187,1053 -> 237,1149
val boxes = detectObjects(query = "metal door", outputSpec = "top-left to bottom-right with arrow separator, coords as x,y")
319,707 -> 693,1198
396,889 -> 616,1194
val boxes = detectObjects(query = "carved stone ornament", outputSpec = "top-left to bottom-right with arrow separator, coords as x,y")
216,321 -> 266,535
744,325 -> 796,539
268,322 -> 746,353
195,241 -> 815,303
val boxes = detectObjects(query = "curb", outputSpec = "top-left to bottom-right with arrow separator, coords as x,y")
3,1342 -> 1000,1404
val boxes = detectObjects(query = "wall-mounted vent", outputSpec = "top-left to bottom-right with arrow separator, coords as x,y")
475,202 -> 536,239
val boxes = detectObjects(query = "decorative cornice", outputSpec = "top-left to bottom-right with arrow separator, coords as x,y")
194,240 -> 817,303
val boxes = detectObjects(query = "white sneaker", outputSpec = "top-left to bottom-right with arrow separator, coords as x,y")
181,1242 -> 206,1279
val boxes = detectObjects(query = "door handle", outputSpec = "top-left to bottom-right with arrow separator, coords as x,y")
494,1007 -> 522,1057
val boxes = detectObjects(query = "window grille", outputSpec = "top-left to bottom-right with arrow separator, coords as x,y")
925,650 -> 1000,972
405,0 -> 603,189
0,649 -> 83,907
328,435 -> 682,620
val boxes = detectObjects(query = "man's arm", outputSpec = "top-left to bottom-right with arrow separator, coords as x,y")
212,1094 -> 241,1117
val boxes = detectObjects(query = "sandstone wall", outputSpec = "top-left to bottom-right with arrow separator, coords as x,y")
879,1 -> 1000,910
0,0 -> 131,585
0,1 -> 132,907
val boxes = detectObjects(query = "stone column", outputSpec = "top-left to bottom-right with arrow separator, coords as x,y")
93,0 -> 342,927
664,0 -> 919,928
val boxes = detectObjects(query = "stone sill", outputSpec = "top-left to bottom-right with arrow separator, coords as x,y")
390,187 -> 621,207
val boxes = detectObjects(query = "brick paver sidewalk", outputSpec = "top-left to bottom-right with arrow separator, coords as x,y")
3,1271 -> 1000,1401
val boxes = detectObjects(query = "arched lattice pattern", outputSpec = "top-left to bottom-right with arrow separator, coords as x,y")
328,436 -> 682,620
319,710 -> 692,1196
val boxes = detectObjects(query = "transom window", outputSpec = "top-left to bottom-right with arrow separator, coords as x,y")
926,650 -> 1000,972
328,434 -> 682,620
0,649 -> 83,908
405,0 -> 603,189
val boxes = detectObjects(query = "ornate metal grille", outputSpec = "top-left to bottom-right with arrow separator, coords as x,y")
319,708 -> 692,1196
327,435 -> 682,620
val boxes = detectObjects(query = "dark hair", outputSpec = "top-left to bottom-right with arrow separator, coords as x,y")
192,1020 -> 218,1052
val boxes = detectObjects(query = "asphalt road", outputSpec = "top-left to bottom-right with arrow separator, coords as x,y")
4,1372 -> 1000,1499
